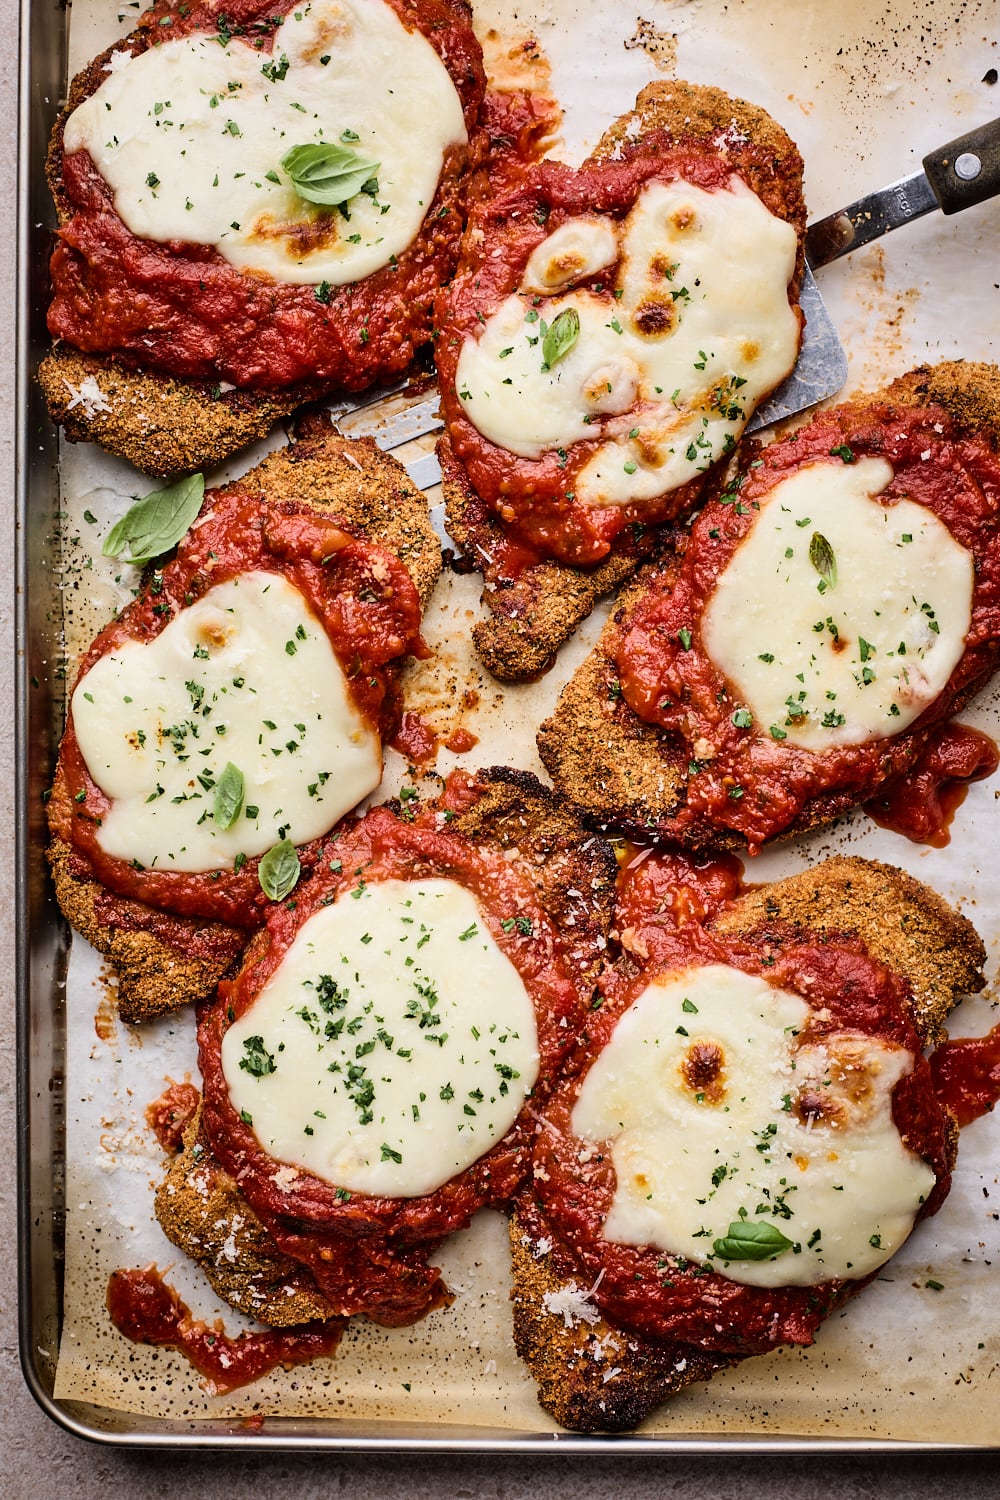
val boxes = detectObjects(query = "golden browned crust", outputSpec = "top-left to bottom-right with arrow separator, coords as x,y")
441,440 -> 663,681
439,768 -> 619,977
49,429 -> 442,1023
49,836 -> 246,1025
444,78 -> 806,682
538,360 -> 1000,846
156,1114 -> 338,1327
241,422 -> 442,610
38,347 -> 314,481
510,855 -> 982,1431
714,855 -> 986,1047
508,1208 -> 734,1433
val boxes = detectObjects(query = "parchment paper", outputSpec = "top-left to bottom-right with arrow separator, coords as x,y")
50,0 -> 1000,1440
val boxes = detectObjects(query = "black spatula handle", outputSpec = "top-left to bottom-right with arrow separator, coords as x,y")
923,116 -> 1000,215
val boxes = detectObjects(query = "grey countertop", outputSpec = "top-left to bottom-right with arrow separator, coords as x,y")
3,4 -> 999,1491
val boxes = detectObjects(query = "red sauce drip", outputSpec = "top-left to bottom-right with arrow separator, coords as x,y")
612,405 -> 1000,850
390,710 -> 438,764
864,722 -> 999,846
146,1082 -> 201,1154
48,0 -> 487,390
444,727 -> 478,753
930,1024 -> 1000,1127
49,488 -> 423,929
107,1267 -> 341,1393
196,778 -> 600,1318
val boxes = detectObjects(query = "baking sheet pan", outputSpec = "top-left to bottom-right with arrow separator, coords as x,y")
17,0 -> 1000,1449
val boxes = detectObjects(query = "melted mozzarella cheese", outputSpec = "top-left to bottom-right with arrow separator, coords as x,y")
521,216 -> 619,294
701,458 -> 974,749
63,0 -> 466,285
72,571 -> 381,872
571,964 -> 934,1288
222,878 -> 540,1197
455,178 -> 799,505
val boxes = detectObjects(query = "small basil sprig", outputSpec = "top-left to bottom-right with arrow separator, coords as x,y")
541,307 -> 580,372
102,473 -> 205,566
213,762 -> 245,830
258,837 -> 300,901
712,1219 -> 794,1262
809,531 -> 837,591
280,142 -> 380,206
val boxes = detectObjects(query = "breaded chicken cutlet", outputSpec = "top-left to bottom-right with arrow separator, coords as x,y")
48,425 -> 441,1023
152,769 -> 618,1328
538,362 -> 1000,850
438,79 -> 806,680
510,854 -> 986,1432
41,0 -> 487,476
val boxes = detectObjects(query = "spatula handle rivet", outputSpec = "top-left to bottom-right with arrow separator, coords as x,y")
955,152 -> 983,181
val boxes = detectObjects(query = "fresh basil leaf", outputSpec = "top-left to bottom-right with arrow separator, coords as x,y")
258,837 -> 300,900
809,531 -> 837,590
102,473 -> 205,565
541,306 -> 580,371
280,141 -> 381,207
213,762 -> 245,830
712,1219 -> 794,1261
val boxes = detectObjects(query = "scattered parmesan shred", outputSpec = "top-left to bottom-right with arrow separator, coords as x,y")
542,1270 -> 605,1329
103,48 -> 134,73
64,376 -> 112,419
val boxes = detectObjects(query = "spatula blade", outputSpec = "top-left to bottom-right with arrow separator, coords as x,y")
747,265 -> 849,432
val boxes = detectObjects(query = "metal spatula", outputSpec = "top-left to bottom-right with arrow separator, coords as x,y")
331,114 -> 1000,486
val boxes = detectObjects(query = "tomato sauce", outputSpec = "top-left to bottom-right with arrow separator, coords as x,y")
50,487 -> 423,928
48,0 -> 487,390
390,709 -> 438,764
146,1081 -> 201,1153
864,722 -> 999,847
613,405 -> 1000,851
107,1266 -> 342,1392
196,778 -> 599,1317
931,1024 -> 1000,1127
527,912 -> 953,1357
614,845 -> 744,934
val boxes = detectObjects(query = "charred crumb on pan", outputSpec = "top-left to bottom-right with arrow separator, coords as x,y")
508,1207 -> 735,1432
47,431 -> 442,1022
444,80 -> 806,683
155,1112 -> 338,1327
714,855 -> 987,1047
538,360 -> 1000,847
